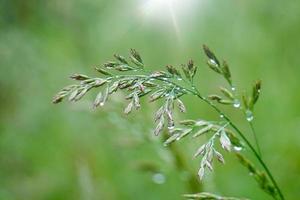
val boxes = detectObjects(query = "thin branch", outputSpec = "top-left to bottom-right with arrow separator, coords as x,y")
152,77 -> 284,200
53,48 -> 284,200
249,121 -> 262,157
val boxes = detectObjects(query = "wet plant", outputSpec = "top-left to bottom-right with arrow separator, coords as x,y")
53,46 -> 284,200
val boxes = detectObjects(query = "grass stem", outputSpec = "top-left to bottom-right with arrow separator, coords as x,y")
249,121 -> 262,157
154,77 -> 284,200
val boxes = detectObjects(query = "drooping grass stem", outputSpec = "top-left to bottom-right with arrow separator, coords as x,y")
54,48 -> 285,200
199,96 -> 284,200
249,121 -> 262,157
154,77 -> 284,200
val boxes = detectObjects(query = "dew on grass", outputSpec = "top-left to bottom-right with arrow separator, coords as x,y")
152,173 -> 165,184
246,110 -> 254,122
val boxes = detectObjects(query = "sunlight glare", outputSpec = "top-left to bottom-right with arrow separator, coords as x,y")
139,0 -> 200,39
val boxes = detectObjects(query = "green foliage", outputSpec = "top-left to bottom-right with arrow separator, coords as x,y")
1,0 -> 299,199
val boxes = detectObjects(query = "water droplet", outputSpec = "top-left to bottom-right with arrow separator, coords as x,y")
234,146 -> 243,151
177,77 -> 182,81
162,78 -> 167,81
99,102 -> 104,106
231,86 -> 236,91
152,173 -> 165,184
220,114 -> 224,118
209,59 -> 217,66
233,99 -> 240,108
176,137 -> 181,141
246,110 -> 254,121
168,125 -> 175,130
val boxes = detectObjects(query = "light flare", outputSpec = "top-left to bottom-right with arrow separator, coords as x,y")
140,0 -> 199,39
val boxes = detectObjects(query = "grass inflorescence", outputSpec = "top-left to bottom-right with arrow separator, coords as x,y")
53,45 -> 284,200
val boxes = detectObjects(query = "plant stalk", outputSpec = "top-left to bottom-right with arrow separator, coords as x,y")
190,87 -> 284,200
108,72 -> 284,199
249,121 -> 262,157
154,77 -> 284,200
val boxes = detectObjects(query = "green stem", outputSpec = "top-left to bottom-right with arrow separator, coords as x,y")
110,73 -> 284,199
190,88 -> 284,200
249,121 -> 262,157
154,77 -> 284,200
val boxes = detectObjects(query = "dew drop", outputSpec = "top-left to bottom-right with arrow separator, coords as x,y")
220,114 -> 224,118
209,59 -> 217,66
177,77 -> 182,81
234,146 -> 243,151
152,173 -> 165,184
231,86 -> 236,91
176,137 -> 181,141
168,125 -> 175,130
233,99 -> 241,108
246,110 -> 254,121
99,102 -> 104,106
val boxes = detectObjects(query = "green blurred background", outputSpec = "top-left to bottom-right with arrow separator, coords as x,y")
1,0 -> 300,199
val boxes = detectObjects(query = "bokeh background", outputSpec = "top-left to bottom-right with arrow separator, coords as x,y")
1,0 -> 300,199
